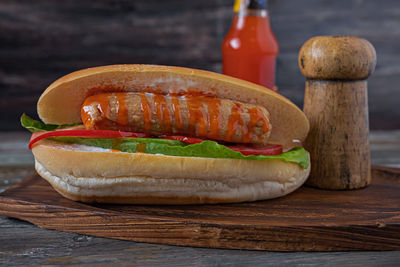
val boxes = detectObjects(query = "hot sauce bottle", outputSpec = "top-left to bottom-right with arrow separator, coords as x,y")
222,0 -> 279,91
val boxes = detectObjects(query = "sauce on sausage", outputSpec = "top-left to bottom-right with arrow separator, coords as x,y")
203,96 -> 221,140
115,93 -> 129,126
81,94 -> 111,129
185,96 -> 208,137
140,93 -> 152,133
226,103 -> 245,142
81,92 -> 270,144
248,107 -> 269,141
153,93 -> 172,133
171,97 -> 182,132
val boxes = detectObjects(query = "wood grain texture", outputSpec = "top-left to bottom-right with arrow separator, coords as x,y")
0,0 -> 399,130
0,166 -> 399,252
1,216 -> 400,266
303,80 -> 371,189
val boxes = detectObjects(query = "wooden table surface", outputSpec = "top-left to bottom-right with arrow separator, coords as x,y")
1,131 -> 400,266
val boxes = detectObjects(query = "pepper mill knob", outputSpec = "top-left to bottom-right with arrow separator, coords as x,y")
299,36 -> 376,80
299,36 -> 376,190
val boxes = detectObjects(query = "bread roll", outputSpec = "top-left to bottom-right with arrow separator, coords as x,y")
33,140 -> 310,204
37,65 -> 309,149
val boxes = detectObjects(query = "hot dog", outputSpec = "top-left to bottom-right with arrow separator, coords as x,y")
22,64 -> 311,204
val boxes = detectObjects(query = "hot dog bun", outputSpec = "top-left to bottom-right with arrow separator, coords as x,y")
32,64 -> 311,204
33,140 -> 310,204
37,65 -> 309,149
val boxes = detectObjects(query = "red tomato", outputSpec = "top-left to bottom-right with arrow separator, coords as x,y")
226,144 -> 282,156
29,130 -> 147,149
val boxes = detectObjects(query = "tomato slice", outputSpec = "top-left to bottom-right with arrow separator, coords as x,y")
159,135 -> 205,144
226,144 -> 283,156
29,130 -> 147,149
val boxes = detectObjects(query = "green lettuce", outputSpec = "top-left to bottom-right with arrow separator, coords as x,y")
21,113 -> 82,133
21,114 -> 309,168
48,137 -> 309,169
141,140 -> 309,169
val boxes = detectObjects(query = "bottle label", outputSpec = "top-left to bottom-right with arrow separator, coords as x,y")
234,0 -> 267,12
234,0 -> 242,12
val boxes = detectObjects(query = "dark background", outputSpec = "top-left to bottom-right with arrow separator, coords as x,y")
1,0 -> 399,131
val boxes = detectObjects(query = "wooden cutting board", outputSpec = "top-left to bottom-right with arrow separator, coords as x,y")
0,165 -> 399,251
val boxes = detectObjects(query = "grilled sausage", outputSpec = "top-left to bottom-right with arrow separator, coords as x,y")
81,92 -> 271,144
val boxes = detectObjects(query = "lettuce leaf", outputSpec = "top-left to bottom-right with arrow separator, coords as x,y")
49,137 -> 309,169
144,140 -> 309,168
49,136 -> 184,149
21,113 -> 82,133
21,114 -> 309,168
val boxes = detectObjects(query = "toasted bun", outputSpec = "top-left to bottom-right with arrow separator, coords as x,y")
37,64 -> 309,149
33,140 -> 310,204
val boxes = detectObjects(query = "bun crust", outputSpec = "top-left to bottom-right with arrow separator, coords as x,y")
33,140 -> 310,204
37,65 -> 309,149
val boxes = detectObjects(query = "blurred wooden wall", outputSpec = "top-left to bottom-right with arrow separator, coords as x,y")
1,0 -> 399,130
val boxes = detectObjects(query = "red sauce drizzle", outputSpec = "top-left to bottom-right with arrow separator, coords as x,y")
140,93 -> 152,133
115,93 -> 129,126
81,94 -> 111,129
185,96 -> 207,137
171,96 -> 182,131
81,99 -> 92,128
153,94 -> 172,133
204,97 -> 221,140
248,107 -> 269,141
226,103 -> 246,142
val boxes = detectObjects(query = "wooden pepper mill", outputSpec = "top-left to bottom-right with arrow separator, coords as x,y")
299,36 -> 376,189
